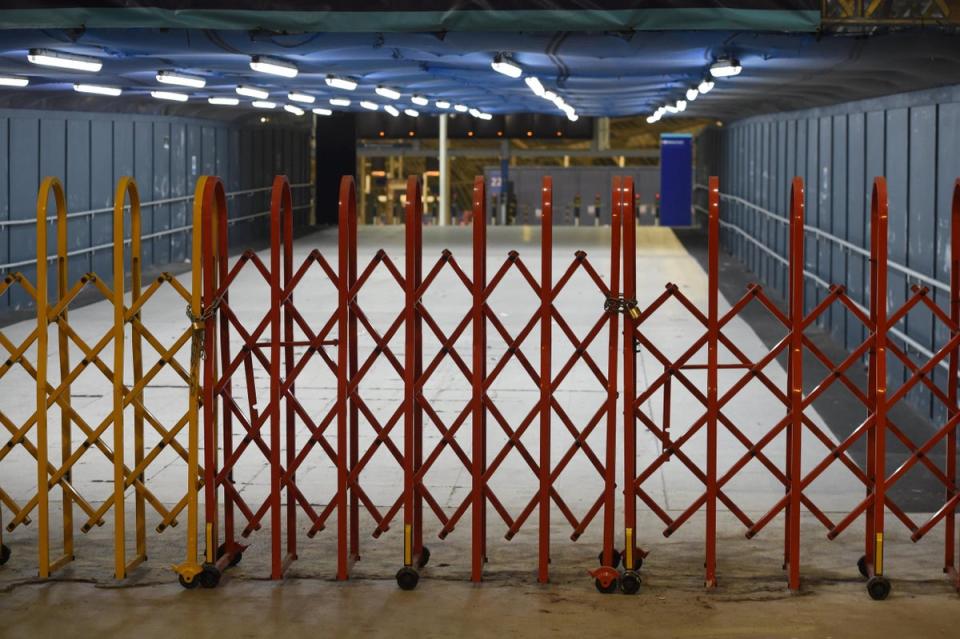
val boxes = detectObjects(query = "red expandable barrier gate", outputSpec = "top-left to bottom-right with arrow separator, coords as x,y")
178,171 -> 959,599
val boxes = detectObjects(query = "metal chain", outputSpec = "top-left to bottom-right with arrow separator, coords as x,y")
604,296 -> 639,318
186,295 -> 223,361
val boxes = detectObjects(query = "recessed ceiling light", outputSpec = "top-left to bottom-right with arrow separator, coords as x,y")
375,86 -> 401,100
156,70 -> 206,88
326,75 -> 357,91
284,104 -> 305,116
287,92 -> 315,104
411,95 -> 429,106
28,48 -> 102,72
330,97 -> 351,107
151,90 -> 188,102
250,55 -> 298,78
491,53 -> 523,78
73,83 -> 121,96
313,107 -> 333,116
525,76 -> 545,97
208,97 -> 239,106
236,85 -> 269,99
252,100 -> 277,109
709,58 -> 742,78
0,76 -> 29,87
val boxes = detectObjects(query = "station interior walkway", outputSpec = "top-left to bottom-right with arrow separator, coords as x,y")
0,223 -> 956,638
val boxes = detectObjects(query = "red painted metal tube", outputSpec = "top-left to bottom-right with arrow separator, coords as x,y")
602,177 -> 623,568
947,179 -> 960,581
215,180 -> 237,564
869,177 -> 889,577
336,176 -> 356,580
403,176 -> 424,568
281,177 -> 297,565
348,179 -> 360,563
622,177 -> 639,572
539,176 -> 553,583
705,175 -> 719,588
786,176 -> 805,591
471,175 -> 488,582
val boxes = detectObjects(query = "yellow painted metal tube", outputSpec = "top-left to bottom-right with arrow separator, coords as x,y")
55,181 -> 73,562
35,177 -> 67,578
112,176 -> 141,579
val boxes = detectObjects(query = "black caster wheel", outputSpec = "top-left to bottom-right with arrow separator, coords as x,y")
396,566 -> 419,591
857,555 -> 868,579
627,555 -> 643,571
0,543 -> 10,566
595,576 -> 619,594
620,570 -> 642,595
198,563 -> 221,589
866,575 -> 891,601
417,546 -> 431,569
216,543 -> 243,568
597,549 -> 622,569
178,573 -> 200,590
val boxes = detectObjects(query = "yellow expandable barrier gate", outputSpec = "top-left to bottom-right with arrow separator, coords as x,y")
0,176 -> 203,579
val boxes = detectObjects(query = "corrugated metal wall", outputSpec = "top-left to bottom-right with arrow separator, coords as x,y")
0,108 -> 312,313
710,84 -> 960,423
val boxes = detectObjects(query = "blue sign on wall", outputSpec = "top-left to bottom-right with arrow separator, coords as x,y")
659,133 -> 692,227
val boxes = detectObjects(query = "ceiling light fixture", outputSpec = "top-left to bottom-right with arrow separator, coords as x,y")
287,92 -> 315,104
249,55 -> 298,78
698,78 -> 715,94
28,48 -> 102,72
404,108 -> 419,117
208,97 -> 239,106
284,104 -> 305,116
156,70 -> 205,88
326,75 -> 357,91
330,97 -> 351,107
468,108 -> 481,118
491,53 -> 523,78
525,76 -> 545,97
567,113 -> 579,122
360,100 -> 379,110
151,90 -> 188,102
478,112 -> 493,121
435,100 -> 451,109
384,105 -> 400,117
0,76 -> 29,87
252,100 -> 277,109
675,99 -> 687,112
313,107 -> 333,116
709,58 -> 742,78
411,95 -> 429,106
375,85 -> 401,100
686,87 -> 699,101
454,104 -> 469,113
73,83 -> 121,96
236,85 -> 269,99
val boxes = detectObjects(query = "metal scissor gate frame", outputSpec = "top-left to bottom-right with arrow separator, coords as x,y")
0,170 -> 957,600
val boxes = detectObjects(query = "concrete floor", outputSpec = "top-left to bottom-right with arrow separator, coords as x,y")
0,224 -> 957,637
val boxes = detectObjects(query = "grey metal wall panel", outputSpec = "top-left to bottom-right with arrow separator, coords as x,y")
1,108 -> 310,319
717,85 -> 960,421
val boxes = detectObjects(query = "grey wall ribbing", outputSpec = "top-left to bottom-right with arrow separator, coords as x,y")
0,108 -> 311,313
709,84 -> 960,423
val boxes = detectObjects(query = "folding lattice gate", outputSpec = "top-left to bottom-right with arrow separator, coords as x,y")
0,171 -> 958,601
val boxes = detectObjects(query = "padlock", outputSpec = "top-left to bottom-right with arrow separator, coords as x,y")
628,306 -> 640,320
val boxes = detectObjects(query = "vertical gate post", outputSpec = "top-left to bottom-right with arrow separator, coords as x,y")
348,178 -> 360,563
336,176 -> 356,580
402,176 -> 425,571
705,175 -> 720,589
471,176 -> 488,582
111,177 -> 142,578
868,177 -> 889,578
214,181 -> 234,565
622,178 -> 639,575
786,177 -> 805,590
34,178 -> 67,578
200,178 -> 221,572
602,177 -> 623,568
279,177 -> 297,566
268,176 -> 285,579
948,179 -> 960,577
538,176 -> 553,584
55,179 -> 74,567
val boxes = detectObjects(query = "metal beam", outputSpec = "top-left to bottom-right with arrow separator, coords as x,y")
357,145 -> 659,160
